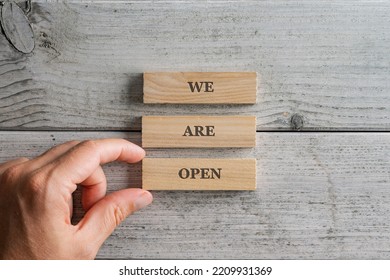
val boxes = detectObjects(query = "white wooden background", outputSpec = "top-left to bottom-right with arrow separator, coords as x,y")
0,0 -> 389,259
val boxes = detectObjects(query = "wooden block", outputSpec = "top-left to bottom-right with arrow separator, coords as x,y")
142,158 -> 256,190
142,115 -> 256,148
143,72 -> 257,104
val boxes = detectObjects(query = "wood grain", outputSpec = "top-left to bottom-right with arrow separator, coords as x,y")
142,115 -> 256,148
0,1 -> 389,130
0,131 -> 389,259
143,158 -> 256,190
143,72 -> 257,104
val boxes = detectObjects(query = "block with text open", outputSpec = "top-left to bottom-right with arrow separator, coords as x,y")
142,158 -> 256,191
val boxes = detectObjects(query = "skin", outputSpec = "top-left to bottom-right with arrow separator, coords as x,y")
0,139 -> 153,259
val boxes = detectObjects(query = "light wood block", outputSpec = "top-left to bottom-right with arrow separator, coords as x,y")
143,72 -> 257,104
142,115 -> 256,148
142,158 -> 256,190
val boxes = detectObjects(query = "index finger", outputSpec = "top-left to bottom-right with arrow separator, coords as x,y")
45,139 -> 145,185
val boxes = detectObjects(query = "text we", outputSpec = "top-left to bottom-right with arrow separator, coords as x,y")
187,81 -> 214,93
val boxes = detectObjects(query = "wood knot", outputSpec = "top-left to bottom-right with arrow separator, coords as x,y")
290,114 -> 304,131
0,1 -> 34,53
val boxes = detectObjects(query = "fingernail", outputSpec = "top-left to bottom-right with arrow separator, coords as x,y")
134,191 -> 153,210
135,145 -> 146,157
132,143 -> 144,152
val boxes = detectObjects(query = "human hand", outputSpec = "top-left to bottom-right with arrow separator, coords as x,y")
0,139 -> 153,259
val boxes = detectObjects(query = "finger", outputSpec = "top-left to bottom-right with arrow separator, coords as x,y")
0,157 -> 29,174
77,188 -> 153,248
80,166 -> 107,211
24,140 -> 80,172
45,139 -> 145,186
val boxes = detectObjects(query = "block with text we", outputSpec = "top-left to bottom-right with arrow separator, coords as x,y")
143,72 -> 257,104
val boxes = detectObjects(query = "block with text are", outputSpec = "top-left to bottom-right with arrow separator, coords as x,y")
142,115 -> 256,148
143,72 -> 257,104
142,158 -> 256,190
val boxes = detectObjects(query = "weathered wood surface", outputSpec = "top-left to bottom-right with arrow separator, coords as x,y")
1,1 -> 390,130
0,131 -> 389,259
1,0 -> 389,260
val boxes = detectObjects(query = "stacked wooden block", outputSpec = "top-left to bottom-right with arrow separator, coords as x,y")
142,72 -> 257,190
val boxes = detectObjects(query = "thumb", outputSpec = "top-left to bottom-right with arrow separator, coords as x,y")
77,188 -> 153,248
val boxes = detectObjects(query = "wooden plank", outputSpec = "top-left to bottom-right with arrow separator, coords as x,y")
142,158 -> 256,190
142,115 -> 256,148
1,1 -> 390,130
143,72 -> 257,104
0,131 -> 389,259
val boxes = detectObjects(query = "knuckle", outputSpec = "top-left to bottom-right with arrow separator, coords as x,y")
17,157 -> 29,162
79,140 -> 97,150
113,204 -> 126,227
25,171 -> 45,194
65,140 -> 80,146
45,140 -> 79,154
1,165 -> 21,184
57,140 -> 81,152
108,200 -> 131,227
